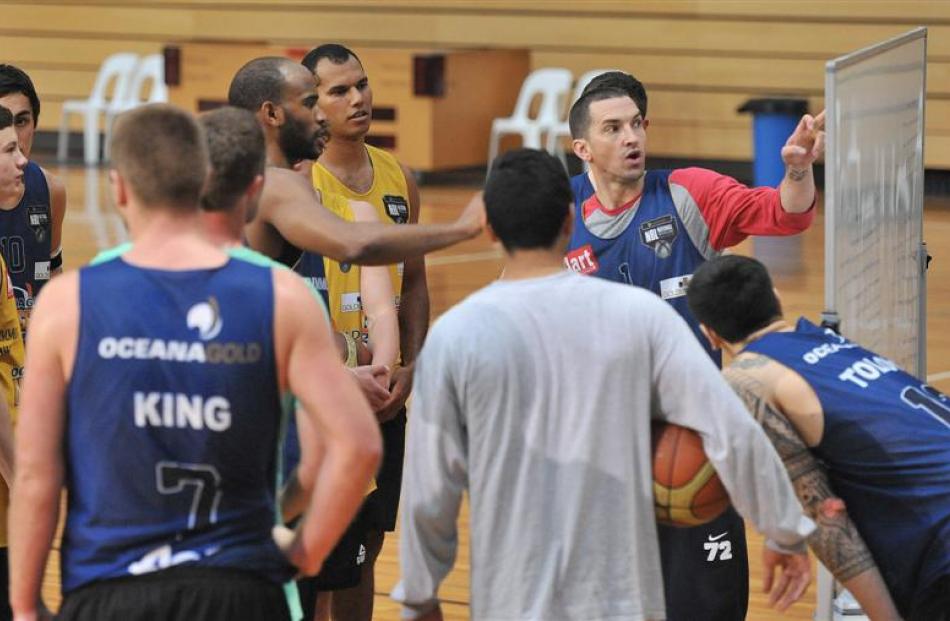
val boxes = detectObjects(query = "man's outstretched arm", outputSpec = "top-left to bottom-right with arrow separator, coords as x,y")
257,169 -> 484,266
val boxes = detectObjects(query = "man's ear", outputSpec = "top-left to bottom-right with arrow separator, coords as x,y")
486,221 -> 499,244
246,173 -> 266,203
260,101 -> 283,128
699,323 -> 723,351
109,168 -> 128,211
572,138 -> 592,163
643,118 -> 650,130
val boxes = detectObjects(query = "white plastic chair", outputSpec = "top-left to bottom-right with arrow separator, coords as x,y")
103,54 -> 168,161
487,68 -> 572,168
546,69 -> 619,167
57,52 -> 139,165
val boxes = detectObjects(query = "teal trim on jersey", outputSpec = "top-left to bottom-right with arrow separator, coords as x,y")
90,243 -> 310,621
89,242 -> 131,265
90,243 -> 329,323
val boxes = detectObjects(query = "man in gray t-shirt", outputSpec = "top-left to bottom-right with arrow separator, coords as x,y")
392,149 -> 815,621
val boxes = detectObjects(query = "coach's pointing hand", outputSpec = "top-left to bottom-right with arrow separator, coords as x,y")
782,110 -> 826,168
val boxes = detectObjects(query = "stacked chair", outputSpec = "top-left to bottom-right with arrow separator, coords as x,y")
58,53 -> 168,165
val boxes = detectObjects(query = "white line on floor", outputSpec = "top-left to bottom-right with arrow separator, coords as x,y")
927,370 -> 950,383
427,249 -> 503,266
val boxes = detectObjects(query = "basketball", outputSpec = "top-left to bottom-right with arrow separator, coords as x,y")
651,421 -> 730,527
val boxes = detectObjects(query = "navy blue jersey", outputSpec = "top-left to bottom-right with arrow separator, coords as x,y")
279,251 -> 331,482
566,170 -> 720,363
744,318 -> 950,613
293,251 -> 330,308
63,258 -> 293,593
0,161 -> 51,339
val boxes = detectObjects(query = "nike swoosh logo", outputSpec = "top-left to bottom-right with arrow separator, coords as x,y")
707,532 -> 729,542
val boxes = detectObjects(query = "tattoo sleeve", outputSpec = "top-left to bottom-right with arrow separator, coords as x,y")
724,362 -> 877,581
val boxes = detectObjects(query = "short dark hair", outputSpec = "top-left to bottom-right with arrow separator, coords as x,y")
110,104 -> 208,211
569,71 -> 648,138
199,107 -> 265,212
484,149 -> 572,252
301,44 -> 362,73
0,65 -> 40,125
0,105 -> 12,131
581,71 -> 647,117
228,57 -> 294,111
686,255 -> 783,343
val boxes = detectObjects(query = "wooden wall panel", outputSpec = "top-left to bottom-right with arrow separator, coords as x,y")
30,0 -> 950,23
0,35 -> 159,67
0,0 -> 946,166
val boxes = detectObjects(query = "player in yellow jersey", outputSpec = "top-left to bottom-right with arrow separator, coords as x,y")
302,43 -> 427,621
0,105 -> 30,621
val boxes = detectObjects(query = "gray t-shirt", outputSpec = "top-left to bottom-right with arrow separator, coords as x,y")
392,270 -> 813,621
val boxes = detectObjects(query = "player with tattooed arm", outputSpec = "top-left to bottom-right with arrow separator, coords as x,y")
687,255 -> 950,621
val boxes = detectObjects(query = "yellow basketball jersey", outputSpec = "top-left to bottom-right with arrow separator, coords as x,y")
0,254 -> 25,547
319,192 -> 366,344
312,145 -> 410,311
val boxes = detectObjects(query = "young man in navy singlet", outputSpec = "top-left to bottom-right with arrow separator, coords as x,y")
687,254 -> 950,621
565,72 -> 824,621
0,65 -> 67,340
8,104 -> 382,621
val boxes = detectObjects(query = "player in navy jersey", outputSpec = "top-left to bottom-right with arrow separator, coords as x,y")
564,72 -> 825,621
687,254 -> 949,621
9,104 -> 381,621
0,65 -> 67,341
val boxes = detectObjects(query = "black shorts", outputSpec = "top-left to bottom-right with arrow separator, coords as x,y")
657,506 -> 749,621
910,574 -> 950,621
57,566 -> 290,621
0,548 -> 10,621
362,409 -> 406,532
297,509 -> 367,596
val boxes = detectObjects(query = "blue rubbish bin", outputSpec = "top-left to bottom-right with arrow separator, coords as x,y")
737,98 -> 809,275
737,98 -> 809,187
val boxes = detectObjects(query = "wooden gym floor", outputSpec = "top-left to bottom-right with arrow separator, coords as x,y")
36,162 -> 950,620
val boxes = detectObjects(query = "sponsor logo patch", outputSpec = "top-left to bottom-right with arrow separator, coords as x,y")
26,204 -> 50,243
640,214 -> 678,259
659,275 -> 692,300
34,260 -> 50,281
382,195 -> 409,224
341,292 -> 362,313
187,297 -> 223,341
564,244 -> 599,275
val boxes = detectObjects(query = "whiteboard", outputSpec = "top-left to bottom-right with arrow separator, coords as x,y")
824,28 -> 927,377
